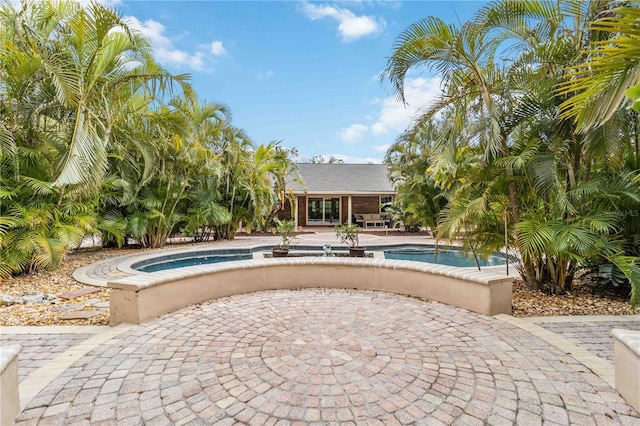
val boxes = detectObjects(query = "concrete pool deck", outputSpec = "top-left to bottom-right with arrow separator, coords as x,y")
2,291 -> 640,425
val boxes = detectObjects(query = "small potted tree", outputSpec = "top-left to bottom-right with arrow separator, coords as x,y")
335,223 -> 365,257
272,218 -> 298,257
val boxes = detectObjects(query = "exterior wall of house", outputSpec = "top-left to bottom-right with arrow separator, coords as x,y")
297,196 -> 307,226
352,196 -> 380,215
341,197 -> 349,223
290,195 -> 392,226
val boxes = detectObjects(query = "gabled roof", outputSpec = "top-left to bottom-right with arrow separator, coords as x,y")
287,163 -> 395,194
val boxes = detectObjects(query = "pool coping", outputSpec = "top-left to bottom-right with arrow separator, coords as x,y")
75,239 -> 513,287
109,256 -> 512,290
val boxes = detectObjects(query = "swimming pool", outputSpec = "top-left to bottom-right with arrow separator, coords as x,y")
130,244 -> 506,272
134,253 -> 252,272
383,246 -> 506,267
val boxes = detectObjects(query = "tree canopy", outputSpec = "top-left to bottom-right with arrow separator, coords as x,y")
0,0 -> 295,277
383,0 -> 640,304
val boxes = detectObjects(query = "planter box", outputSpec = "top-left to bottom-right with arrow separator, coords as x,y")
349,247 -> 366,257
271,248 -> 289,258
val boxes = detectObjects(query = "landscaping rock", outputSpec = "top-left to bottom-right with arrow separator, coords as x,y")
93,302 -> 110,309
83,298 -> 102,306
22,294 -> 44,304
53,304 -> 84,312
60,310 -> 101,320
1,295 -> 14,306
0,246 -> 116,326
512,274 -> 640,317
57,287 -> 101,300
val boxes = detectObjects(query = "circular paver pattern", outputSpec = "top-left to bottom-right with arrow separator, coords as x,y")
16,289 -> 640,425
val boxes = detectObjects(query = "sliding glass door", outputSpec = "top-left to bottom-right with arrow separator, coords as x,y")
307,197 -> 341,225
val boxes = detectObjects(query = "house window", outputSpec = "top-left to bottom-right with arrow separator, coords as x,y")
380,195 -> 394,212
307,197 -> 341,224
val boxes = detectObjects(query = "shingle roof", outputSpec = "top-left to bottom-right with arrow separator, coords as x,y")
287,163 -> 395,194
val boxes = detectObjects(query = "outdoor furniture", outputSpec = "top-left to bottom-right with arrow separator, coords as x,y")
354,213 -> 390,228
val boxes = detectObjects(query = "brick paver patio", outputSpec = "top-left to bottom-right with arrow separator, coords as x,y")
0,333 -> 94,383
9,289 -> 640,425
539,320 -> 640,362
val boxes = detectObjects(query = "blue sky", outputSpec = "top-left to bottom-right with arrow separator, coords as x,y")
118,1 -> 487,163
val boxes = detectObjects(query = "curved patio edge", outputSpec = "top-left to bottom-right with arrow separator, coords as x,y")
108,257 -> 514,325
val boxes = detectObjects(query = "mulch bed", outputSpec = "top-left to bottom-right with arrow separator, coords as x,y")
1,244 -> 638,326
512,273 -> 640,317
0,244 -> 194,326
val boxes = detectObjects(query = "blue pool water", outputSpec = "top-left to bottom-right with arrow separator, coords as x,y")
136,254 -> 252,273
132,245 -> 506,273
383,247 -> 506,267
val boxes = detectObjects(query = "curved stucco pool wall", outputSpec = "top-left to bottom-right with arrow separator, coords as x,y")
108,257 -> 513,325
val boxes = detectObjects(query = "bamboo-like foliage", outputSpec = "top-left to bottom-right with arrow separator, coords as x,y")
0,0 -> 295,275
384,0 -> 640,304
559,4 -> 640,129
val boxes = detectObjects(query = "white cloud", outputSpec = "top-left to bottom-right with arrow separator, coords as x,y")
257,70 -> 275,80
209,41 -> 227,56
301,2 -> 384,42
324,154 -> 383,164
373,144 -> 390,152
333,77 -> 441,153
340,124 -> 368,143
381,0 -> 402,11
371,122 -> 386,135
371,76 -> 443,135
125,16 -> 225,71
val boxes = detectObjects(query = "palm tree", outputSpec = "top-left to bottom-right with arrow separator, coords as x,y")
477,0 -> 640,295
558,4 -> 640,129
381,12 -> 533,283
383,0 -> 640,302
207,123 -> 254,240
2,0 -> 191,188
0,0 -> 193,272
247,142 -> 299,232
385,122 -> 446,232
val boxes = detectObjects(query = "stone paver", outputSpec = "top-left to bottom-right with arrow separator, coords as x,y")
57,287 -> 101,300
538,320 -> 640,362
10,289 -> 640,425
59,310 -> 102,320
1,325 -> 131,411
0,333 -> 94,383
